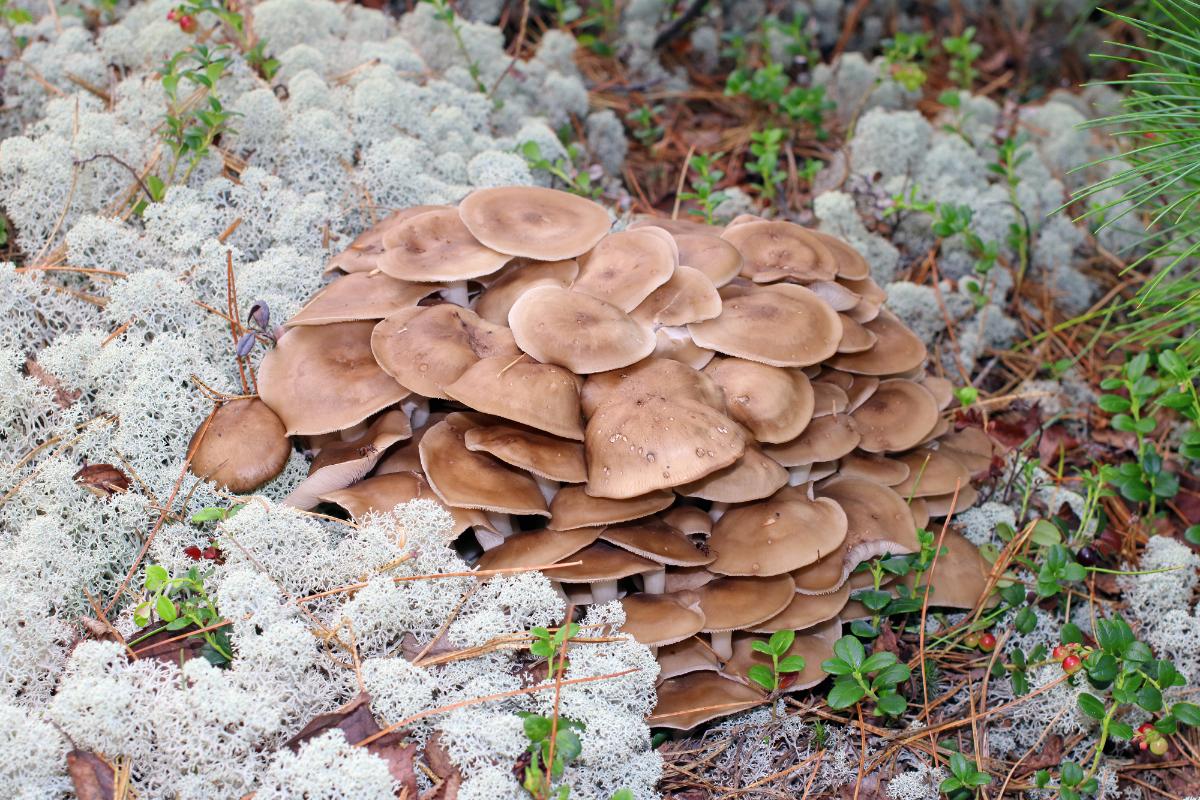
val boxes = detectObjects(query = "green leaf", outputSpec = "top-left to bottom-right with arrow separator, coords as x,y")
1128,353 -> 1150,381
190,506 -> 227,523
1098,394 -> 1131,413
1109,721 -> 1134,740
1172,701 -> 1200,726
751,641 -> 774,656
776,655 -> 806,673
860,651 -> 898,674
768,629 -> 795,655
1029,520 -> 1062,546
1060,622 -> 1084,644
833,636 -> 865,670
1061,761 -> 1084,787
1015,606 -> 1036,634
820,658 -> 854,676
825,678 -> 866,709
555,729 -> 582,762
523,715 -> 552,742
874,691 -> 907,716
873,663 -> 911,687
1158,349 -> 1186,377
145,564 -> 169,590
1077,692 -> 1107,720
747,664 -> 775,691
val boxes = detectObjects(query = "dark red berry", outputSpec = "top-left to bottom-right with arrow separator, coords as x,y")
179,14 -> 196,32
979,633 -> 996,652
1062,655 -> 1082,674
183,545 -> 203,560
202,546 -> 219,560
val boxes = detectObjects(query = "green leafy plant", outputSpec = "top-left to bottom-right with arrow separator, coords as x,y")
939,751 -> 992,798
679,152 -> 729,224
883,31 -> 932,91
822,636 -> 911,717
943,27 -> 982,89
745,630 -> 806,692
130,564 -> 232,665
424,0 -> 487,94
746,128 -> 786,204
160,44 -> 239,183
1034,761 -> 1098,800
626,104 -> 664,147
519,141 -> 602,200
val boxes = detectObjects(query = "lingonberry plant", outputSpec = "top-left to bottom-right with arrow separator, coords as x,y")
939,751 -> 992,799
130,564 -> 232,665
679,152 -> 730,224
745,128 -> 786,205
160,44 -> 239,183
822,636 -> 911,717
626,104 -> 665,147
519,141 -> 603,200
745,630 -> 807,693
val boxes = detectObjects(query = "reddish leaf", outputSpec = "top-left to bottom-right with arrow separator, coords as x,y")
129,620 -> 206,667
73,464 -> 131,498
66,750 -> 115,800
25,357 -> 80,408
423,733 -> 462,800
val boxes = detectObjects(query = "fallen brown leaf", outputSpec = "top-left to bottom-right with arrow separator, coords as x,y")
73,463 -> 130,498
66,750 -> 115,800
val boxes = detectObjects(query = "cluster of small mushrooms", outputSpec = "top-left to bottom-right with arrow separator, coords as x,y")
188,186 -> 997,730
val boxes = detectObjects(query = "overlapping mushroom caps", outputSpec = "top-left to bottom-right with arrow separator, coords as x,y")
223,189 -> 1000,729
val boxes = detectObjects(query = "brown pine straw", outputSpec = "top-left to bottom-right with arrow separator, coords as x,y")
292,560 -> 585,604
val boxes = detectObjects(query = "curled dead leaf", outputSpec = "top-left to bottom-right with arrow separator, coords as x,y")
73,463 -> 131,498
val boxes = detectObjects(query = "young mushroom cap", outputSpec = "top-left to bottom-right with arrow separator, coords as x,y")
258,321 -> 409,436
850,379 -> 941,453
580,358 -> 725,419
325,205 -> 448,274
546,485 -> 674,530
891,448 -> 971,498
630,266 -> 723,327
286,271 -> 444,326
371,304 -> 520,399
704,357 -> 815,444
458,186 -> 612,260
816,477 -> 919,569
283,410 -> 412,509
696,574 -> 797,632
674,445 -> 788,503
838,453 -> 911,486
619,591 -> 706,647
419,414 -> 549,516
378,207 -> 512,282
473,258 -> 580,325
444,354 -> 585,441
748,584 -> 850,633
762,415 -> 861,467
720,220 -> 838,282
650,672 -> 764,730
320,471 -> 486,535
508,286 -> 655,374
689,284 -> 843,368
827,308 -> 928,375
188,398 -> 292,493
463,423 -> 586,483
600,519 -> 715,567
477,525 -> 604,571
673,233 -> 744,286
584,395 -> 746,499
656,637 -> 722,682
707,497 -> 848,576
573,229 -> 677,311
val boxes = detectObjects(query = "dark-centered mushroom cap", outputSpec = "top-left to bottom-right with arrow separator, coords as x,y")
696,574 -> 796,632
704,357 -> 814,444
284,410 -> 412,509
325,205 -> 448,274
838,453 -> 910,486
378,208 -> 512,281
584,395 -> 745,499
620,592 -> 706,647
650,673 -> 763,729
372,304 -> 520,399
508,286 -> 655,374
850,379 -> 940,454
748,584 -> 850,633
444,354 -> 585,441
419,413 -> 549,516
548,541 -> 659,583
816,477 -> 919,570
674,233 -> 743,286
458,186 -> 611,260
473,258 -> 580,326
828,308 -> 927,375
675,445 -> 788,503
891,448 -> 971,498
763,415 -> 860,467
689,284 -> 843,368
903,530 -> 994,609
600,519 -> 714,567
581,358 -> 725,419
320,471 -> 486,536
547,485 -> 674,530
573,229 -> 676,311
463,423 -> 586,483
630,266 -> 723,327
721,220 -> 838,282
258,321 -> 409,436
286,272 -> 444,327
189,398 -> 291,493
477,525 -> 603,571
707,497 -> 848,577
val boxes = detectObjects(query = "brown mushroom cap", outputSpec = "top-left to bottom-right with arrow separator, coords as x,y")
477,525 -> 603,571
548,541 -> 659,583
663,505 -> 713,537
721,220 -> 838,282
923,484 -> 980,516
652,326 -> 716,370
836,313 -> 878,353
650,672 -> 763,729
320,471 -> 486,536
707,497 -> 848,576
473,258 -> 580,326
748,584 -> 850,633
620,592 -> 706,647
689,285 -> 843,368
763,414 -> 861,467
258,321 -> 409,436
419,414 -> 549,516
189,398 -> 291,493
508,286 -> 655,374
846,375 -> 881,412
806,280 -> 861,312
938,426 -> 996,475
838,453 -> 910,485
580,358 -> 725,419
371,304 -> 520,399
809,229 -> 871,280
663,566 -> 718,593
828,308 -> 927,375
675,445 -> 788,503
656,637 -> 721,681
674,233 -> 743,286
584,395 -> 746,499
704,357 -> 815,444
463,423 -> 586,483
891,448 -> 971,498
458,186 -> 611,260
286,272 -> 444,327
444,355 -> 585,441
573,229 -> 677,311
326,206 -> 448,274
696,574 -> 797,632
817,477 -> 919,569
547,485 -> 674,530
284,410 -> 412,509
904,530 -> 993,609
378,208 -> 512,281
601,519 -> 714,567
727,618 -> 841,692
630,266 -> 723,327
629,216 -> 716,236
810,381 -> 850,417
921,375 -> 955,410
791,543 -> 851,594
851,379 -> 940,453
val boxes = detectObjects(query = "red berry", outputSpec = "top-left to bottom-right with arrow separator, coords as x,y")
1149,737 -> 1168,756
1139,741 -> 1149,750
1052,645 -> 1068,661
183,545 -> 203,560
167,8 -> 177,20
979,633 -> 996,652
202,546 -> 219,560
1138,723 -> 1154,735
1062,655 -> 1082,674
179,14 -> 196,32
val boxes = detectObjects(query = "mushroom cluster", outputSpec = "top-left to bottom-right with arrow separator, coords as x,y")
190,186 -> 997,729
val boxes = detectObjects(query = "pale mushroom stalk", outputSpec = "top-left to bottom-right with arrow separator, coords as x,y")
338,421 -> 368,441
589,579 -> 620,604
402,397 -> 430,429
475,528 -> 507,551
709,631 -> 734,660
641,568 -> 666,594
534,475 -> 559,504
708,502 -> 729,522
787,465 -> 811,486
441,280 -> 469,307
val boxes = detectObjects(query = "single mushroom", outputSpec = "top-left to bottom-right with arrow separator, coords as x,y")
286,271 -> 444,327
580,358 -> 725,419
444,354 -> 585,440
477,525 -> 604,572
923,484 -> 980,517
836,314 -> 878,353
921,375 -> 955,410
663,505 -> 713,538
473,258 -> 579,325
573,229 -> 677,311
902,530 -> 994,609
748,584 -> 850,636
548,541 -> 660,603
258,321 -> 409,436
828,308 -> 927,375
791,542 -> 851,594
508,286 -> 655,374
674,233 -> 743,286
695,574 -> 796,659
320,470 -> 487,536
704,357 -> 815,444
283,410 -> 412,509
463,422 -> 586,502
656,637 -> 722,682
689,284 -> 843,368
707,496 -> 848,577
547,485 -> 674,530
763,415 -> 861,467
619,591 -> 706,647
630,266 -> 723,327
937,426 -> 996,475
816,476 -> 919,574
378,207 -> 513,303
850,379 -> 940,453
721,219 -> 838,282
650,672 -> 764,729
188,398 -> 292,493
371,304 -> 520,399
458,186 -> 611,260
810,381 -> 850,417
809,229 -> 870,280
601,518 -> 714,592
891,448 -> 971,498
838,453 -> 910,486
325,205 -> 448,274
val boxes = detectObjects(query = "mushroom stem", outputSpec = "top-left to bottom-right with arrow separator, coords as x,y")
709,502 -> 729,522
589,580 -> 619,604
787,465 -> 812,486
441,280 -> 469,307
641,569 -> 666,594
401,397 -> 430,429
534,475 -> 559,504
475,528 -> 506,550
709,631 -> 733,661
339,421 -> 368,441
484,512 -> 513,536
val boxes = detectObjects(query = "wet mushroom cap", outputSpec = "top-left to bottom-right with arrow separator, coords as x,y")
721,220 -> 838,282
547,485 -> 674,530
463,423 -> 586,482
419,414 -> 549,516
458,186 -> 612,260
619,592 -> 706,646
378,208 -> 512,281
650,672 -> 763,729
689,285 -> 843,368
189,398 -> 292,493
508,286 -> 656,374
286,271 -> 444,326
704,357 -> 815,444
573,229 -> 676,312
707,497 -> 848,576
674,445 -> 788,503
850,379 -> 940,453
258,321 -> 409,436
477,526 -> 604,571
600,519 -> 714,567
444,354 -> 585,441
